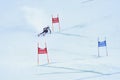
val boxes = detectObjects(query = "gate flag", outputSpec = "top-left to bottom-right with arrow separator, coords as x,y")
52,14 -> 60,32
97,37 -> 108,56
37,42 -> 49,64
52,17 -> 59,23
38,47 -> 47,54
98,40 -> 106,47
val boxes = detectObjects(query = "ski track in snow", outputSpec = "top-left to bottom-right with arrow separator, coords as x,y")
80,0 -> 94,4
61,24 -> 86,32
39,65 -> 106,75
55,32 -> 87,38
36,64 -> 120,80
53,25 -> 87,38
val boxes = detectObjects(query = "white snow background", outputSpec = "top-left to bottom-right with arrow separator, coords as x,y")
0,0 -> 120,80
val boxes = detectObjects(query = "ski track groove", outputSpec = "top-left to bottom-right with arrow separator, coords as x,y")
39,65 -> 110,75
54,32 -> 87,38
37,64 -> 120,80
75,72 -> 120,80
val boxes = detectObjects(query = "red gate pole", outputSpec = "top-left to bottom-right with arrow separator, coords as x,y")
45,41 -> 50,64
37,43 -> 39,65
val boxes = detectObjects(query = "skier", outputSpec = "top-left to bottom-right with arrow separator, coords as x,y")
38,26 -> 51,37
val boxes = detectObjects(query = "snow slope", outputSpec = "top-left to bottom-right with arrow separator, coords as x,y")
0,0 -> 120,80
0,25 -> 120,80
